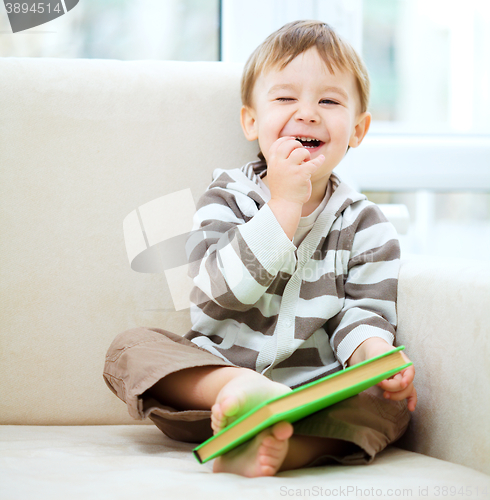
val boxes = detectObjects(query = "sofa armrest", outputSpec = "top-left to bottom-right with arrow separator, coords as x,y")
395,255 -> 490,475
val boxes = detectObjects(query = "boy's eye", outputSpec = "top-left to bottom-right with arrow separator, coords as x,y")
321,99 -> 339,105
277,97 -> 294,102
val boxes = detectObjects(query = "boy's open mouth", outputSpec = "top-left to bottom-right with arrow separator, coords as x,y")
295,136 -> 323,149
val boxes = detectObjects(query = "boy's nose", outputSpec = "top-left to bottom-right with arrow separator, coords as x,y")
295,103 -> 319,123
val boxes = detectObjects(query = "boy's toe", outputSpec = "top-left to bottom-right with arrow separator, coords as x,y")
271,421 -> 294,441
220,396 -> 240,417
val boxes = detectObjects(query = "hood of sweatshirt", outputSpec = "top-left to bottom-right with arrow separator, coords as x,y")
210,159 -> 367,226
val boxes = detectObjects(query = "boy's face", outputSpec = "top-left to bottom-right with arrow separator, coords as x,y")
241,47 -> 370,185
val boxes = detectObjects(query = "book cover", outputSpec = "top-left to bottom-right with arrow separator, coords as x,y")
193,346 -> 411,464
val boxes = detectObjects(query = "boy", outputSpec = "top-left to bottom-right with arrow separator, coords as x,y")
104,20 -> 417,478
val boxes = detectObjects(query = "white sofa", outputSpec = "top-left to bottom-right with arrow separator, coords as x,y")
1,57 -> 489,500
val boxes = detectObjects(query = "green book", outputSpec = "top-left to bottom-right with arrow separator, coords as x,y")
193,346 -> 411,464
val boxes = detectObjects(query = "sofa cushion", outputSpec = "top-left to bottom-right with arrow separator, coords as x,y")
1,425 -> 488,500
0,58 -> 256,427
396,255 -> 490,474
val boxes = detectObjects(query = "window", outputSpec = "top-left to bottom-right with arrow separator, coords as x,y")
360,0 -> 490,261
364,0 -> 490,134
0,0 -> 221,61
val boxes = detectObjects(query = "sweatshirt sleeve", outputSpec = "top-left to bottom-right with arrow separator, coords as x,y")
186,180 -> 296,311
327,203 -> 400,368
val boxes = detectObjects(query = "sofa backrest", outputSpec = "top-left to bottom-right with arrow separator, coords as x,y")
0,58 -> 258,425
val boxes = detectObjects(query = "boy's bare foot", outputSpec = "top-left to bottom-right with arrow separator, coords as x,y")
213,420 -> 293,477
210,369 -> 291,434
209,369 -> 357,477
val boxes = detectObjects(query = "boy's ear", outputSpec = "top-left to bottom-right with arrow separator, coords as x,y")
348,111 -> 371,148
240,105 -> 258,142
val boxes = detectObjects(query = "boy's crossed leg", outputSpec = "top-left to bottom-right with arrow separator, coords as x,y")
146,365 -> 356,477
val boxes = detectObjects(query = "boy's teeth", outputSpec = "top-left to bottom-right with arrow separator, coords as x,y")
295,136 -> 321,148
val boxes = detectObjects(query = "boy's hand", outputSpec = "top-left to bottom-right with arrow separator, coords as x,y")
378,351 -> 417,412
347,337 -> 418,412
266,136 -> 324,206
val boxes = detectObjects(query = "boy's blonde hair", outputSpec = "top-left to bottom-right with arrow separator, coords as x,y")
241,20 -> 370,114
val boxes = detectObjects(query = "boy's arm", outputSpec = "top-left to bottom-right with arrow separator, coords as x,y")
267,198 -> 302,241
186,174 -> 296,311
187,138 -> 323,311
327,203 -> 400,368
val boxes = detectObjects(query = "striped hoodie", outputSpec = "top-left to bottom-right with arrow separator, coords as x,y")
184,160 -> 400,389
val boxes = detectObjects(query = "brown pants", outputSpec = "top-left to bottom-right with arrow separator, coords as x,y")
103,327 -> 410,466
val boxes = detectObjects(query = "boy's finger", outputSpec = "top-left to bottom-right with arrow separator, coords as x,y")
273,137 -> 304,159
407,388 -> 418,411
310,154 -> 325,167
302,155 -> 324,173
382,383 -> 414,401
383,364 -> 414,388
388,387 -> 417,411
378,375 -> 404,391
288,146 -> 310,164
270,136 -> 298,151
381,371 -> 403,383
402,367 -> 415,387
